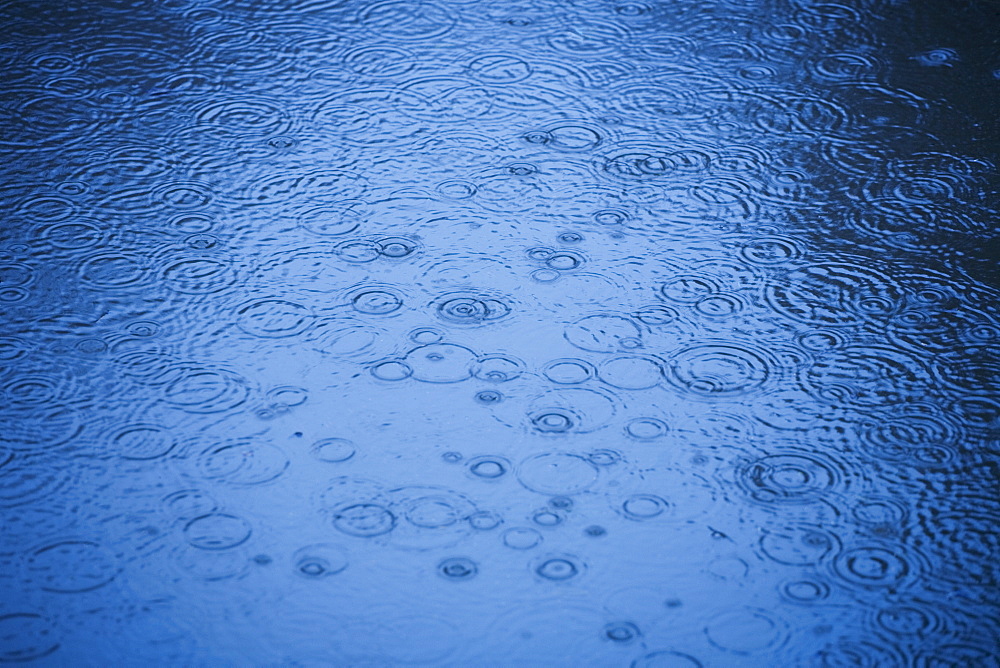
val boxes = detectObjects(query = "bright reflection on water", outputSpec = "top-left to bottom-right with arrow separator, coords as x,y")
1,0 -> 998,665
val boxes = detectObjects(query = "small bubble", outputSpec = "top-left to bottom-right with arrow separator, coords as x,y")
409,327 -> 443,344
530,411 -> 574,433
474,355 -> 524,382
531,509 -> 563,527
507,162 -> 537,176
584,525 -> 607,537
468,456 -> 508,479
438,557 -> 478,580
625,417 -> 669,440
332,504 -> 396,538
127,321 -> 159,337
603,621 -> 640,643
587,449 -> 621,466
475,390 -> 504,404
185,233 -> 217,249
557,232 -> 583,244
619,337 -> 643,350
523,130 -> 551,144
621,494 -> 668,520
913,48 -> 958,67
377,237 -> 418,258
371,360 -> 412,381
312,438 -> 357,463
253,554 -> 272,565
441,451 -> 463,464
594,209 -> 627,225
548,496 -> 573,510
781,580 -> 830,603
531,269 -> 561,283
294,544 -> 348,578
545,253 -> 583,271
468,511 -> 501,530
535,556 -> 582,581
503,527 -> 542,550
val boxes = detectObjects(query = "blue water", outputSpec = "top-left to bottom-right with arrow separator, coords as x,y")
1,0 -> 998,665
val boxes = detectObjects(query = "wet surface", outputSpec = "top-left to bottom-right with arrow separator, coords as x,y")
1,0 -> 999,665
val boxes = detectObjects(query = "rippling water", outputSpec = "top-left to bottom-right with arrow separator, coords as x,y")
1,0 -> 998,665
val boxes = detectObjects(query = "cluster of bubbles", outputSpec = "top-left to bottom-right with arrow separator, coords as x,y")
0,0 -> 997,663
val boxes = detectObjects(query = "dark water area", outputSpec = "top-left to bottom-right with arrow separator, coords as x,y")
1,0 -> 998,664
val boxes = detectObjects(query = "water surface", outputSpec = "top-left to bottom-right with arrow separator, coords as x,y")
1,0 -> 998,665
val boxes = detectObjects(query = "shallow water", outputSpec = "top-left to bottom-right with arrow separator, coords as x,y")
1,0 -> 998,665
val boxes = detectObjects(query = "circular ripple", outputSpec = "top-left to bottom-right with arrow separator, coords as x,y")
244,169 -> 366,206
804,345 -> 926,407
184,514 -> 252,550
832,545 -> 918,589
435,293 -> 512,326
1,408 -> 82,452
384,486 -> 476,550
194,96 -> 291,136
332,503 -> 396,538
438,557 -> 478,581
469,356 -> 521,383
765,262 -> 903,326
297,201 -> 365,237
312,438 -> 357,463
197,441 -> 289,485
41,220 -> 105,250
468,511 -> 501,531
523,387 -> 618,434
759,525 -> 839,566
0,451 -> 73,507
467,456 -> 510,480
0,613 -> 59,662
564,314 -> 643,352
705,608 -> 786,654
77,252 -> 149,289
625,418 -> 669,440
666,343 -> 772,397
237,299 -> 314,338
739,452 -> 844,504
542,358 -> 595,384
111,424 -> 177,460
919,510 -> 998,587
532,508 -> 563,527
403,343 -> 476,383
371,360 -> 412,381
659,275 -> 719,303
861,413 -> 960,464
161,256 -> 238,295
467,54 -> 532,84
873,601 -> 942,637
25,540 -> 119,593
503,527 -> 542,550
517,453 -> 598,495
780,579 -> 831,604
350,288 -> 403,316
621,494 -> 669,520
599,355 -> 664,390
162,489 -> 218,523
534,554 -> 584,581
293,543 -> 348,578
163,369 -> 250,414
359,1 -> 456,41
631,650 -> 703,667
